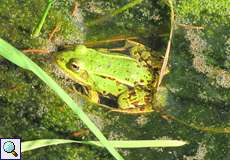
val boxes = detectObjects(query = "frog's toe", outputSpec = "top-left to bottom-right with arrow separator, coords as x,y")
88,90 -> 100,103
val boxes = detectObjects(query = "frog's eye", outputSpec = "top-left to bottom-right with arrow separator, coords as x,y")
70,62 -> 80,72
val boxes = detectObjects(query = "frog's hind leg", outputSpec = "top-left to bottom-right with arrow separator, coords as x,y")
125,40 -> 162,72
114,87 -> 154,113
117,87 -> 152,110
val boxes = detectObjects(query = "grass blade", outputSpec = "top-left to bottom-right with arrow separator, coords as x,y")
22,139 -> 188,152
0,38 -> 124,160
90,140 -> 187,148
31,0 -> 55,38
86,0 -> 143,26
157,0 -> 174,89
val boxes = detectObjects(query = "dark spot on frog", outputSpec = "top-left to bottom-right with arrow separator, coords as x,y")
100,75 -> 116,81
99,94 -> 118,108
134,81 -> 138,85
147,84 -> 152,88
131,101 -> 142,106
115,81 -> 121,86
144,97 -> 151,102
128,91 -> 136,99
127,86 -> 133,90
140,107 -> 145,111
113,71 -> 119,74
129,89 -> 135,94
147,80 -> 152,83
73,83 -> 87,95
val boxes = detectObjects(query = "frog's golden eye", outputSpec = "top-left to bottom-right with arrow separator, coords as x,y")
67,58 -> 85,73
70,62 -> 80,72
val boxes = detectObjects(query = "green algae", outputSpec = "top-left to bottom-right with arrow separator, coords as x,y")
162,0 -> 230,159
0,0 -> 84,50
166,0 -> 230,104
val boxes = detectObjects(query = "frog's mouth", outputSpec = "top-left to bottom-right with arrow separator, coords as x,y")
63,67 -> 92,87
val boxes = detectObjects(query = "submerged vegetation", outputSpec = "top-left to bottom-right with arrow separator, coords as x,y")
0,0 -> 229,159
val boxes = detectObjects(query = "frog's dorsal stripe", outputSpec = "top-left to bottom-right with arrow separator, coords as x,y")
94,48 -> 138,62
92,72 -> 135,87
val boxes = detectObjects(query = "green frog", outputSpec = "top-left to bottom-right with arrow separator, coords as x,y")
55,40 -> 161,113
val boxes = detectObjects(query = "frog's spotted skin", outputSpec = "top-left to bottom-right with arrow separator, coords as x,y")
126,40 -> 162,72
55,43 -> 159,112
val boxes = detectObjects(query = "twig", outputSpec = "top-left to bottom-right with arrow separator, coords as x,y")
22,49 -> 50,54
71,1 -> 79,17
177,23 -> 204,30
48,24 -> 61,41
161,110 -> 230,134
107,48 -> 127,52
157,0 -> 174,89
84,35 -> 138,47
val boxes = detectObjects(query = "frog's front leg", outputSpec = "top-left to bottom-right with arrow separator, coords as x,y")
117,87 -> 151,110
71,85 -> 100,103
87,89 -> 100,103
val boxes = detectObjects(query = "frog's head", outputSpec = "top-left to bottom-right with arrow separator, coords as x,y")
55,45 -> 88,66
55,45 -> 92,87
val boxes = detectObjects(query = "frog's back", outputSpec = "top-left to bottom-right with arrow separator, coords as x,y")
75,46 -> 153,87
